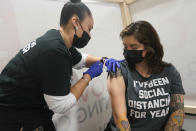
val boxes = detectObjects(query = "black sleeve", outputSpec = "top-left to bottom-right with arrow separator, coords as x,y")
37,49 -> 71,96
169,66 -> 185,95
69,47 -> 82,66
120,62 -> 129,87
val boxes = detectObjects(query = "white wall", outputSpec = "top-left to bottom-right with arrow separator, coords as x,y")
0,0 -> 63,70
130,0 -> 196,97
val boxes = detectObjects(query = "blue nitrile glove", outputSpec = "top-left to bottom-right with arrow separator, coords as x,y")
105,58 -> 125,72
83,61 -> 103,80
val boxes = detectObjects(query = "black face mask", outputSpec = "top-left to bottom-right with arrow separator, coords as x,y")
72,24 -> 91,49
123,49 -> 144,65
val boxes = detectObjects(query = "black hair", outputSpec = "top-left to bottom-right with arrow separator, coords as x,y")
60,0 -> 92,26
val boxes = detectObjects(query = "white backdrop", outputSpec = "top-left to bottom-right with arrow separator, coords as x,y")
130,0 -> 196,97
0,0 -> 196,131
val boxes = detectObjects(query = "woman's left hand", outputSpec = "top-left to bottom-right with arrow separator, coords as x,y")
105,58 -> 124,72
83,61 -> 103,80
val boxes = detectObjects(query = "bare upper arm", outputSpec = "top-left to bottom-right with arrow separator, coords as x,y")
107,69 -> 127,120
107,75 -> 126,98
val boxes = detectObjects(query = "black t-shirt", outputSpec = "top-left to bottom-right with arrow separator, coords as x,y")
120,62 -> 185,131
0,29 -> 82,120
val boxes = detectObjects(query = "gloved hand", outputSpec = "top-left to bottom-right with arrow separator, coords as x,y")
83,61 -> 103,80
105,58 -> 124,72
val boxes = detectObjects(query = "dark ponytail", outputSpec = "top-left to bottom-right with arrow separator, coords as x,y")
70,0 -> 81,3
60,0 -> 92,26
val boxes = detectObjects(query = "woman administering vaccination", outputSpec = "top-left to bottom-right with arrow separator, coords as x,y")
0,0 -> 120,130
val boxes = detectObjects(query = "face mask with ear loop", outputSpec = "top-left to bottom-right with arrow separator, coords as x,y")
123,49 -> 144,64
72,22 -> 91,49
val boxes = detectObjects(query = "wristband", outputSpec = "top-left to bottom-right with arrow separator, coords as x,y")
82,76 -> 90,85
100,57 -> 108,64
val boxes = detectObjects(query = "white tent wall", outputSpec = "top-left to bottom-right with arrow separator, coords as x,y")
129,0 -> 196,130
129,0 -> 196,97
0,0 -> 63,71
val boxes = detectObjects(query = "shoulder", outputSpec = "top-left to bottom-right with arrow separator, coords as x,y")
36,30 -> 68,56
163,64 -> 180,76
36,29 -> 64,48
38,29 -> 61,41
161,64 -> 183,85
120,60 -> 129,70
36,39 -> 69,64
120,60 -> 132,75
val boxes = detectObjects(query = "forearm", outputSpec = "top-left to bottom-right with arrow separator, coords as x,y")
114,113 -> 131,131
70,74 -> 91,101
85,54 -> 101,67
164,110 -> 184,131
164,94 -> 185,131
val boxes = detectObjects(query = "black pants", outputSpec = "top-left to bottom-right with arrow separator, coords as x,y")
104,117 -> 186,131
104,117 -> 117,131
0,108 -> 56,131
